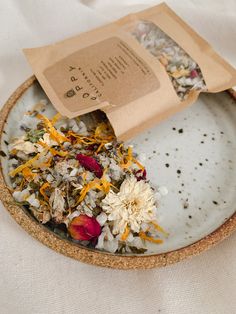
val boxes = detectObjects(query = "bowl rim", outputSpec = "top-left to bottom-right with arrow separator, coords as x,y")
0,75 -> 236,270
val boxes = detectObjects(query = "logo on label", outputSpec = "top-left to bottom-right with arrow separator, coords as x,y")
65,89 -> 76,98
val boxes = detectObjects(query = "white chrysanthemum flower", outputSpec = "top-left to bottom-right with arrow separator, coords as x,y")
101,176 -> 156,235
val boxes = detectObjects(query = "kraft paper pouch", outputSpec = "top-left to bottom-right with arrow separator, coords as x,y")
24,3 -> 236,140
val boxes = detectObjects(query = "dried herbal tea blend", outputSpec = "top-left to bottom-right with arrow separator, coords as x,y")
7,102 -> 168,254
24,3 -> 236,140
130,20 -> 206,100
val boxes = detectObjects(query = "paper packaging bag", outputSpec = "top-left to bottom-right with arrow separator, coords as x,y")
24,3 -> 236,141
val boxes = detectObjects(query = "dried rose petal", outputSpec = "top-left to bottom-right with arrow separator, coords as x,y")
190,69 -> 198,78
69,135 -> 77,144
86,144 -> 98,151
68,214 -> 101,241
135,169 -> 147,181
76,153 -> 103,178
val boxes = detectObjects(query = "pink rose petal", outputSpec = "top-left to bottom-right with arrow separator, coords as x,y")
68,214 -> 101,241
76,153 -> 103,178
190,69 -> 198,78
135,168 -> 147,181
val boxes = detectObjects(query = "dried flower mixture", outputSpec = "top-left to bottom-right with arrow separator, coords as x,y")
130,20 -> 206,99
7,105 -> 167,254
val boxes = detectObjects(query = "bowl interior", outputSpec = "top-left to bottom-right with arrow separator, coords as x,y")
1,81 -> 236,254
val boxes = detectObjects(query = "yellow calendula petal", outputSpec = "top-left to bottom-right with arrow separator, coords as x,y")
67,131 -> 94,141
76,175 -> 112,205
95,122 -> 106,137
100,179 -> 111,194
10,148 -> 18,155
127,146 -> 132,158
51,113 -> 62,125
38,141 -> 68,157
37,141 -> 48,149
93,183 -> 104,192
36,114 -> 69,144
121,226 -> 130,241
50,148 -> 67,157
94,122 -> 114,141
19,178 -> 25,191
151,221 -> 169,237
39,199 -> 49,206
67,127 -> 113,147
77,184 -> 91,204
22,167 -> 37,181
119,146 -> 132,169
109,183 -> 119,192
117,143 -> 123,158
100,169 -> 111,194
132,158 -> 145,170
139,231 -> 163,244
118,144 -> 145,171
9,154 -> 40,177
123,146 -> 133,168
120,158 -> 132,169
96,142 -> 104,154
39,182 -> 50,201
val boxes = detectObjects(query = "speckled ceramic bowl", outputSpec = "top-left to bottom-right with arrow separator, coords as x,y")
0,76 -> 236,269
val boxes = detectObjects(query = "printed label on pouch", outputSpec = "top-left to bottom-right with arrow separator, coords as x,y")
44,37 -> 159,112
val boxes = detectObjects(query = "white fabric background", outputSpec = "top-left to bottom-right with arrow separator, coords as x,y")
0,1 -> 236,313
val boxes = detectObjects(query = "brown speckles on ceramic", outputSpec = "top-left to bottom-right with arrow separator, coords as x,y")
0,76 -> 236,269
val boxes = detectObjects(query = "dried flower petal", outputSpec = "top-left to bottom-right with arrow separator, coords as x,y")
131,20 -> 206,99
102,176 -> 156,235
68,214 -> 101,241
135,168 -> 147,181
76,154 -> 103,178
190,69 -> 198,78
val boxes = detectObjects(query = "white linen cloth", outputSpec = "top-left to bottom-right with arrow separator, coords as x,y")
0,1 -> 236,313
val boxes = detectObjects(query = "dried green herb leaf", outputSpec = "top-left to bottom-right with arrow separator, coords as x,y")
29,182 -> 40,190
26,129 -> 45,143
92,206 -> 102,217
0,150 -> 7,157
117,243 -> 126,254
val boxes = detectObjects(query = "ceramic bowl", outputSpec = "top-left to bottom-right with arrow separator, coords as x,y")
0,76 -> 236,269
